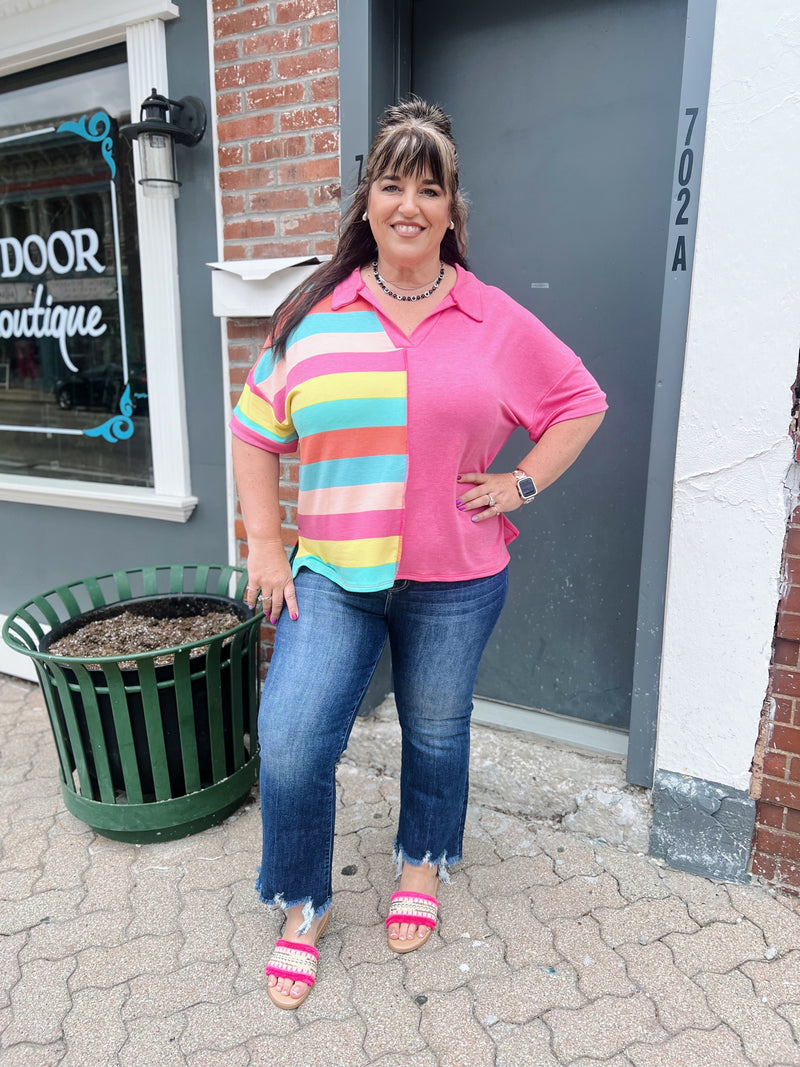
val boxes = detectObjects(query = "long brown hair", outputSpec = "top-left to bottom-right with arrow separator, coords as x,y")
268,98 -> 469,360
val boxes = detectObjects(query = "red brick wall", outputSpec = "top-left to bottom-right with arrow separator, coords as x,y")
751,381 -> 800,892
211,0 -> 341,660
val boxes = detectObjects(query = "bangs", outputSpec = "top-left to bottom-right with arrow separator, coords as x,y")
372,128 -> 457,190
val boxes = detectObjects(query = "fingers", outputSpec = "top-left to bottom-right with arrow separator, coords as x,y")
269,578 -> 298,624
456,471 -> 519,522
469,502 -> 502,523
243,577 -> 299,623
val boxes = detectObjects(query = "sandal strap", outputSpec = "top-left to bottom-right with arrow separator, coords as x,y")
385,891 -> 439,930
265,939 -> 319,987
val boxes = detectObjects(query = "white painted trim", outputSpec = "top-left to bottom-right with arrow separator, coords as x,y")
472,698 -> 629,758
0,0 -> 179,76
0,614 -> 39,682
204,0 -> 238,568
125,18 -> 192,502
0,473 -> 197,520
656,0 -> 800,792
1,6 -> 195,518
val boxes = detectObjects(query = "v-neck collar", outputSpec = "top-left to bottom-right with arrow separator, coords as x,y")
331,264 -> 484,346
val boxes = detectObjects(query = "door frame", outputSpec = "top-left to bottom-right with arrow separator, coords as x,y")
339,0 -> 717,786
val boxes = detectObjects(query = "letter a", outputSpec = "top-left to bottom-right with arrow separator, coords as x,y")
671,236 -> 687,272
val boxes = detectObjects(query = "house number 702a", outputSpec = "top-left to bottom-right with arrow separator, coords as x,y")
671,107 -> 699,272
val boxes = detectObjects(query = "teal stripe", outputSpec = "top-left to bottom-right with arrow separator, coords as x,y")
294,397 -> 406,436
251,345 -> 277,384
252,311 -> 386,383
293,556 -> 399,592
290,309 -> 384,344
231,408 -> 297,446
300,453 -> 406,491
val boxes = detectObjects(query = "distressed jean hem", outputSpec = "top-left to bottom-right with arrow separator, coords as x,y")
255,876 -> 333,935
392,844 -> 457,885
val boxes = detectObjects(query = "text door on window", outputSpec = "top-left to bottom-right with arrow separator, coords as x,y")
402,0 -> 688,728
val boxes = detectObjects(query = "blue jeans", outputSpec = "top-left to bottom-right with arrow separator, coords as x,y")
255,566 -> 508,931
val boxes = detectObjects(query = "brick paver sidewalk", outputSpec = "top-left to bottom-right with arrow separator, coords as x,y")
2,673 -> 800,1066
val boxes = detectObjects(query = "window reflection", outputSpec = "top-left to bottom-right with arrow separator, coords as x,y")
0,57 -> 150,487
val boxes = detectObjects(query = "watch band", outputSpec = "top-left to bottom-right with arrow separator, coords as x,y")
513,468 -> 538,503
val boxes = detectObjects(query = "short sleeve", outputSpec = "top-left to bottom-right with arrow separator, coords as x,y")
229,342 -> 298,453
529,356 -> 608,440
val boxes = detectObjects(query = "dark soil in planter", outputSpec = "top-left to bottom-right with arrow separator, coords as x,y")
48,608 -> 241,665
43,594 -> 245,666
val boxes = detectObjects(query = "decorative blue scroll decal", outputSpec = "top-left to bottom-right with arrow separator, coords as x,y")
56,111 -> 116,179
84,384 -> 134,443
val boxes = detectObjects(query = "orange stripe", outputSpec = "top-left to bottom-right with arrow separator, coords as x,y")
301,425 -> 407,465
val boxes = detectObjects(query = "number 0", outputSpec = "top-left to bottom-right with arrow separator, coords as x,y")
678,149 -> 693,187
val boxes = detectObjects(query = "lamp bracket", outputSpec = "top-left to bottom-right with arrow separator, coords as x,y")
121,89 -> 207,147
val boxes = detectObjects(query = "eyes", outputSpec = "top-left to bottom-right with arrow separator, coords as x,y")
378,181 -> 443,198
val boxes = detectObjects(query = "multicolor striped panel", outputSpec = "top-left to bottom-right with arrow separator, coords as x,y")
230,294 -> 409,591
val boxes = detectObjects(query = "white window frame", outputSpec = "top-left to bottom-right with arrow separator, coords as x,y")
0,0 -> 197,521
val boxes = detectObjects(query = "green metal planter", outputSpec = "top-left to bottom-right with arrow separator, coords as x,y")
2,565 -> 262,843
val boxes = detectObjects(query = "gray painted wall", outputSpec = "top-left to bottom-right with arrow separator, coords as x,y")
0,4 -> 228,611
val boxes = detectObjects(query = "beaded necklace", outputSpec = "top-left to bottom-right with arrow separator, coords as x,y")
372,260 -> 445,302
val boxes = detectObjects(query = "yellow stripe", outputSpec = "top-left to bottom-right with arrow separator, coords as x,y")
290,371 -> 406,413
237,386 -> 292,438
297,535 -> 401,568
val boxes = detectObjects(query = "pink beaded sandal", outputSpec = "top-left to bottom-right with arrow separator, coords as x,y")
265,908 -> 331,1009
385,890 -> 439,954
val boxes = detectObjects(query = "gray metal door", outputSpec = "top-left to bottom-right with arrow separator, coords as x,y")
407,0 -> 689,729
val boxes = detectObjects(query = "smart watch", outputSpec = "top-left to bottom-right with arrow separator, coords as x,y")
513,468 -> 538,503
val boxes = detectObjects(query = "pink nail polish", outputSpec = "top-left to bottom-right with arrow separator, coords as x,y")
456,499 -> 462,506
291,612 -> 298,621
270,617 -> 277,625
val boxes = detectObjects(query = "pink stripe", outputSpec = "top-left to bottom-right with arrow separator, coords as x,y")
300,510 -> 403,541
300,482 -> 404,516
264,966 -> 314,986
391,892 -> 439,906
248,378 -> 287,411
384,913 -> 436,930
229,420 -> 297,454
290,349 -> 404,387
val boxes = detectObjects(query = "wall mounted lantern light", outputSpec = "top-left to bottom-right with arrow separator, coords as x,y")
121,89 -> 206,199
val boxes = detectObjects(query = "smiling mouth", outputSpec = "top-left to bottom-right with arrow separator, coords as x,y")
392,223 -> 424,235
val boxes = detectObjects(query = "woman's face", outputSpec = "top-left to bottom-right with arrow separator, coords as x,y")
366,168 -> 452,268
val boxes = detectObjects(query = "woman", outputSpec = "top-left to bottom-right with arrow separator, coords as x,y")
231,98 -> 606,1008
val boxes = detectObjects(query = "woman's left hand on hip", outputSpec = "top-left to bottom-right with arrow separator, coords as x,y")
456,471 -> 521,522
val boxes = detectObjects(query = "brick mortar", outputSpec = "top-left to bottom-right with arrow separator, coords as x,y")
213,0 -> 341,661
752,366 -> 800,892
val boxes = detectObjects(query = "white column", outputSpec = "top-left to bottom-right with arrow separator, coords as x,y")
126,16 -> 193,502
656,0 -> 800,791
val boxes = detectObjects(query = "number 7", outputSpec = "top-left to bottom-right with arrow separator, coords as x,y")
684,107 -> 699,146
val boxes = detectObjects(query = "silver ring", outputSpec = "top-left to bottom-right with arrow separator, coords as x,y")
487,494 -> 496,507
493,505 -> 500,516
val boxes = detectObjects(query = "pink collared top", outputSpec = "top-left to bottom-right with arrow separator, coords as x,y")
230,265 -> 607,590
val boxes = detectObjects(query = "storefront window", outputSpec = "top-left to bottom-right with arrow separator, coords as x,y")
0,53 -> 151,487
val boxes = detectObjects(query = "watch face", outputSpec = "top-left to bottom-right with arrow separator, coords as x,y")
518,476 -> 537,499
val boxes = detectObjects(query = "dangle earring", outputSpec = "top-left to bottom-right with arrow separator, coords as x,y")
362,212 -> 368,222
